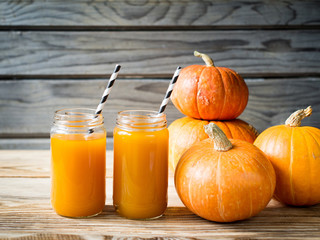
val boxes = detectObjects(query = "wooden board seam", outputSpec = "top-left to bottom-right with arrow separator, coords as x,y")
1,25 -> 320,31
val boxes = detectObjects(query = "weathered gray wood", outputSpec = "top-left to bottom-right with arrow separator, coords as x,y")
243,78 -> 320,131
0,30 -> 319,76
0,149 -> 171,177
0,78 -> 183,137
1,0 -> 319,27
0,150 -> 113,177
0,138 -> 113,150
0,78 -> 319,139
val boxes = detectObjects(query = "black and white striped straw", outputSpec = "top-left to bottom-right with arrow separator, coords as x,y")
158,66 -> 181,114
95,64 -> 121,115
88,64 -> 121,134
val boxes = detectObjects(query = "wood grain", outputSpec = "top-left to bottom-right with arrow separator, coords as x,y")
0,177 -> 319,239
0,150 -> 172,178
0,78 -> 319,139
1,150 -> 320,239
0,150 -> 112,178
0,138 -> 113,150
0,177 -> 181,206
0,30 -> 319,76
1,0 -> 320,27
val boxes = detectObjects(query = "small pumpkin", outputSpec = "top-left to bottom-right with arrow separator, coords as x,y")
175,123 -> 275,222
171,51 -> 248,120
254,106 -> 320,206
168,116 -> 259,172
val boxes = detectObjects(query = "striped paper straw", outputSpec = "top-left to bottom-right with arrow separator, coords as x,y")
95,64 -> 121,115
158,66 -> 181,114
88,64 -> 121,134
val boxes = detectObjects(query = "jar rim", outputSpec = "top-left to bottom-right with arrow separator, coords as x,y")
118,110 -> 165,118
116,110 -> 167,131
53,108 -> 104,129
55,108 -> 100,118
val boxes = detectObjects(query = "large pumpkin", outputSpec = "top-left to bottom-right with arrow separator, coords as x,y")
175,123 -> 275,222
171,51 -> 248,120
168,116 -> 259,172
254,106 -> 320,206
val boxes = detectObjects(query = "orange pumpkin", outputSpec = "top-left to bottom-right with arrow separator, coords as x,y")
254,106 -> 320,206
168,116 -> 259,172
171,51 -> 248,120
175,123 -> 275,222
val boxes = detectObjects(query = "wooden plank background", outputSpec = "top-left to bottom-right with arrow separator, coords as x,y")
0,78 -> 319,136
1,30 -> 319,76
0,0 -> 319,149
1,0 -> 320,27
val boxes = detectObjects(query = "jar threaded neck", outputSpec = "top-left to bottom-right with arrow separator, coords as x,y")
52,108 -> 104,134
116,110 -> 167,131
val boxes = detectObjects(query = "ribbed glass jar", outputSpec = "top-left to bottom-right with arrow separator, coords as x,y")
50,108 -> 106,218
113,110 -> 168,220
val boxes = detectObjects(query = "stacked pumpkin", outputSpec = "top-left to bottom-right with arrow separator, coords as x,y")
169,51 -> 259,171
170,51 -> 320,223
169,51 -> 276,222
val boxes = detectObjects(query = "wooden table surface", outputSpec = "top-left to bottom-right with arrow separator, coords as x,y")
1,150 -> 320,240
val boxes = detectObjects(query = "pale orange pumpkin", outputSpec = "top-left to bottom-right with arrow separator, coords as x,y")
175,123 -> 275,222
254,106 -> 320,206
171,51 -> 248,120
168,116 -> 259,172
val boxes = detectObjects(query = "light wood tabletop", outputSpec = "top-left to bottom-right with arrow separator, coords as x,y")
1,150 -> 320,240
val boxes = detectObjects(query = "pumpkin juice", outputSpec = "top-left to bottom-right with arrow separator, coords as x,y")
113,110 -> 168,219
51,132 -> 106,218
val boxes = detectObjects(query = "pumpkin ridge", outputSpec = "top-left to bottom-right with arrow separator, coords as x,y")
223,68 -> 240,119
194,119 -> 209,141
233,68 -> 248,118
235,73 -> 247,118
303,127 -> 320,204
196,66 -> 211,119
300,127 -> 312,205
237,141 -> 276,199
193,66 -> 206,119
219,121 -> 233,139
226,68 -> 246,119
289,127 -> 296,205
187,159 -> 201,216
216,152 -> 227,222
238,121 -> 253,142
248,123 -> 259,139
185,120 -> 207,155
232,153 -> 250,220
170,118 -> 194,170
241,121 -> 258,142
216,67 -> 227,120
260,126 -> 286,201
233,122 -> 248,141
305,127 -> 320,151
173,90 -> 183,117
256,126 -> 278,155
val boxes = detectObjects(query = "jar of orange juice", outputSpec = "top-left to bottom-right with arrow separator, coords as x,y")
113,110 -> 168,219
50,108 -> 106,218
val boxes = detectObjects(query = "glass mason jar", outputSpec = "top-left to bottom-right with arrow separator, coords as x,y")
113,110 -> 169,220
50,108 -> 106,218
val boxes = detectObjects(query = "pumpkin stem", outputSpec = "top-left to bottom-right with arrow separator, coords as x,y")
204,122 -> 232,152
194,51 -> 214,67
285,106 -> 312,127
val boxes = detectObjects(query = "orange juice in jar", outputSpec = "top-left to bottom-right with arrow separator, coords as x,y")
113,110 -> 168,219
50,108 -> 106,218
